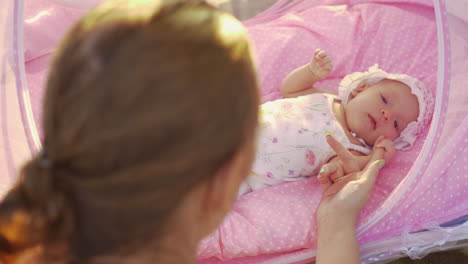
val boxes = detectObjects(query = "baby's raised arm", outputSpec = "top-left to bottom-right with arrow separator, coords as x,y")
280,49 -> 334,98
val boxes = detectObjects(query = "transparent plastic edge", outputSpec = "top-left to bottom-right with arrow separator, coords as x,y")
361,222 -> 468,263
356,0 -> 448,236
15,0 -> 42,152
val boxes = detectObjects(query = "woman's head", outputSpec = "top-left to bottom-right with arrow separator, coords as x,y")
0,0 -> 259,262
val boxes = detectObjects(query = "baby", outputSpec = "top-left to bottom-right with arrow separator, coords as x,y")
238,49 -> 434,196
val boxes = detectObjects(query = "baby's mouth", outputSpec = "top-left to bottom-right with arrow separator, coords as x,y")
368,114 -> 376,130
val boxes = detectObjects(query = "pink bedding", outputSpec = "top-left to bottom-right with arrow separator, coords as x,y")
198,0 -> 437,262
21,0 -> 439,263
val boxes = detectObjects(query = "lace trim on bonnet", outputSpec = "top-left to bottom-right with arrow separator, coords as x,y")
336,65 -> 434,151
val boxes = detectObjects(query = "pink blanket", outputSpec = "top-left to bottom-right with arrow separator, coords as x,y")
198,0 -> 437,262
21,0 -> 440,263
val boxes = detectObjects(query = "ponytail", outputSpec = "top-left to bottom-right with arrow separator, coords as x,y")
0,154 -> 73,263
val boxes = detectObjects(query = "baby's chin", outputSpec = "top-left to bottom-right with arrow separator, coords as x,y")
365,139 -> 375,147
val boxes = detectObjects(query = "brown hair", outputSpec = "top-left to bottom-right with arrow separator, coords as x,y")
0,0 -> 258,262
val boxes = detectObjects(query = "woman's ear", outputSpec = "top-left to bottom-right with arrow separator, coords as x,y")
350,83 -> 369,98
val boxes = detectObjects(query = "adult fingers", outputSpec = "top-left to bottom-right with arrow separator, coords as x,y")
323,173 -> 358,197
319,163 -> 338,177
319,163 -> 344,184
326,135 -> 354,165
368,146 -> 385,165
317,170 -> 333,193
326,135 -> 360,172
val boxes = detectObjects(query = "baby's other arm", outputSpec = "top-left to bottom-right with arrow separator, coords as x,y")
281,49 -> 334,98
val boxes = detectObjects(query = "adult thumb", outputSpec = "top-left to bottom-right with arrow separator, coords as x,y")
358,159 -> 385,193
369,145 -> 385,164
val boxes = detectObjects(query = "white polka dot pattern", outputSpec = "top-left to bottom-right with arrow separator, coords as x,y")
198,1 -> 447,262
20,1 -> 466,263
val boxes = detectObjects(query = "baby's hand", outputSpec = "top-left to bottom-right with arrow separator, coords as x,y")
372,136 -> 396,163
308,49 -> 333,81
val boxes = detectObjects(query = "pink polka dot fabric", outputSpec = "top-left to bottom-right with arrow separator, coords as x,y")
198,0 -> 467,263
19,1 -> 467,263
247,1 -> 438,103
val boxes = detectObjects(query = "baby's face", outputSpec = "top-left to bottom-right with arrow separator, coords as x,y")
345,79 -> 419,146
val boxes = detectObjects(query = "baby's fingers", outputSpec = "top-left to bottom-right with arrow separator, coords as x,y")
374,135 -> 385,145
314,49 -> 327,59
374,139 -> 396,162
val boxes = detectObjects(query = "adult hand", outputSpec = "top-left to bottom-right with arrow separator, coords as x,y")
315,135 -> 385,264
317,135 -> 385,220
318,135 -> 390,183
317,135 -> 361,184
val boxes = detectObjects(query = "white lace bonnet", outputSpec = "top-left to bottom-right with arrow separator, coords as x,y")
336,65 -> 434,151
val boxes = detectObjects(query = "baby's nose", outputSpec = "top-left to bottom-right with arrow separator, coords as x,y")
381,109 -> 393,122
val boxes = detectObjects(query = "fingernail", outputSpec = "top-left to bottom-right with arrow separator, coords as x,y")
320,167 -> 327,173
325,131 -> 333,137
378,160 -> 385,168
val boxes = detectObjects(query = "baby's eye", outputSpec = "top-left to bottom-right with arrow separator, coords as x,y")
380,95 -> 388,104
394,120 -> 398,129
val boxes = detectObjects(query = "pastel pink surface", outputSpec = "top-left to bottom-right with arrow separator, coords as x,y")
20,0 -> 467,264
199,0 -> 442,262
24,0 -> 84,62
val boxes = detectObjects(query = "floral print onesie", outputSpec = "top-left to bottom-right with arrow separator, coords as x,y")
238,93 -> 370,196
